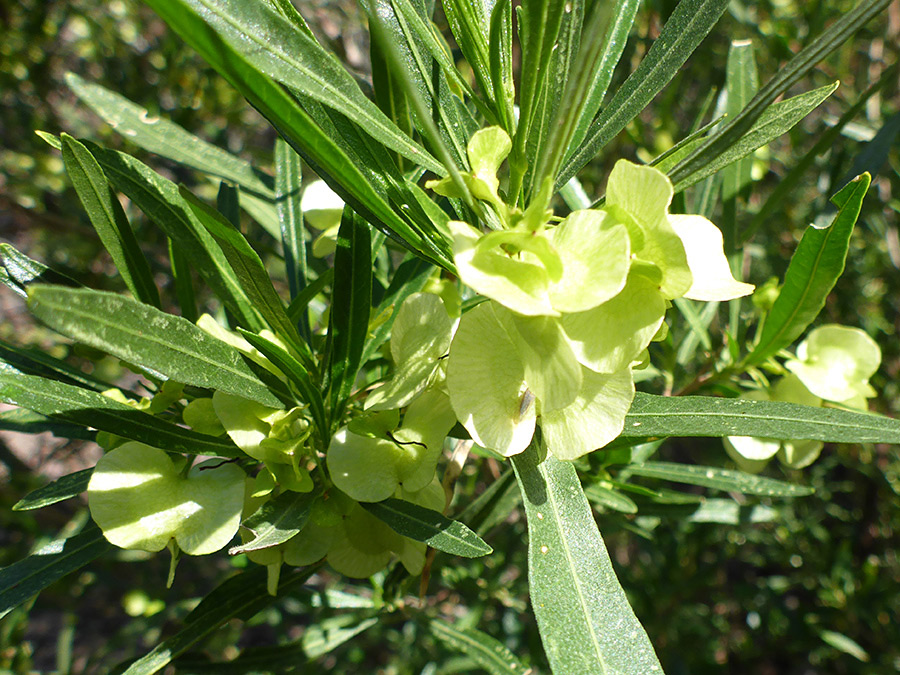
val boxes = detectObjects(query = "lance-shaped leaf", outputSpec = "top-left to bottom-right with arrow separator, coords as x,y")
624,462 -> 813,497
14,469 -> 93,511
0,408 -> 95,441
558,0 -> 730,189
229,488 -> 319,555
511,443 -> 663,674
746,174 -> 870,365
429,620 -> 528,675
123,565 -> 319,675
669,0 -> 891,187
327,210 -> 372,415
27,285 -> 282,408
0,523 -> 113,620
670,82 -> 839,194
275,137 -> 307,304
361,498 -> 492,557
61,134 -> 160,308
145,0 -> 453,270
180,187 -> 313,367
622,392 -> 900,443
175,0 -> 443,175
1,243 -> 80,297
81,140 -> 264,330
0,362 -> 241,457
65,73 -> 274,198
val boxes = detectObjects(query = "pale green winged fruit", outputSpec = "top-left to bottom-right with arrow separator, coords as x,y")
365,292 -> 455,411
328,388 -> 457,502
785,324 -> 881,407
213,392 -> 314,492
88,442 -> 245,554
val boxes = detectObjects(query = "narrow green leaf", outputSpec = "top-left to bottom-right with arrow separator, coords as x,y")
0,363 -> 241,457
441,0 -> 494,111
558,0 -> 730,190
746,174 -> 870,365
327,211 -> 372,416
0,340 -> 108,392
0,408 -> 96,441
566,0 -> 641,156
238,329 -> 328,446
287,268 -> 334,325
275,137 -> 307,303
584,483 -> 639,514
819,630 -> 870,662
167,237 -> 198,323
669,0 -> 891,185
0,243 -> 80,295
301,614 -> 379,659
178,0 -> 444,175
746,65 -> 896,241
622,391 -> 900,443
430,620 -> 527,675
61,133 -> 160,308
361,498 -> 492,557
180,187 -> 312,366
123,565 -> 319,675
458,467 -> 522,536
146,0 -> 453,270
625,462 -> 813,497
65,73 -> 274,198
0,523 -> 113,620
229,488 -> 319,554
83,140 -> 264,330
510,443 -> 663,674
13,469 -> 93,511
27,285 -> 282,408
721,40 -> 759,202
488,0 -> 516,134
671,83 -> 839,194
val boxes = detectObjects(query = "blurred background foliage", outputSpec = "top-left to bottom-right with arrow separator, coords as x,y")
1,0 -> 899,672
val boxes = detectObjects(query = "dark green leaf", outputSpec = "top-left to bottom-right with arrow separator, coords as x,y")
287,268 -> 334,325
669,0 -> 891,185
27,285 -> 282,408
671,83 -> 839,194
65,73 -> 274,198
327,210 -> 372,417
429,620 -> 527,675
558,0 -> 730,190
721,40 -> 759,202
622,391 -> 900,443
361,498 -> 492,557
584,483 -> 639,514
82,140 -> 264,329
229,488 -> 319,554
745,174 -> 870,365
180,187 -> 313,367
167,237 -> 198,323
0,362 -> 241,457
458,466 -> 521,535
566,0 -> 641,156
301,614 -> 380,659
123,565 -> 320,675
275,137 -> 307,304
0,523 -> 113,620
624,462 -> 813,497
146,0 -> 453,270
13,469 -> 93,511
0,243 -> 80,296
176,0 -> 443,175
441,0 -> 494,113
510,443 -> 663,674
61,134 -> 160,308
0,408 -> 96,441
0,340 -> 108,392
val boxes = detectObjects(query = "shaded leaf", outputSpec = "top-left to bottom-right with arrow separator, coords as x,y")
13,469 -> 93,512
430,620 -> 527,675
361,498 -> 492,557
229,489 -> 319,555
625,462 -> 813,497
